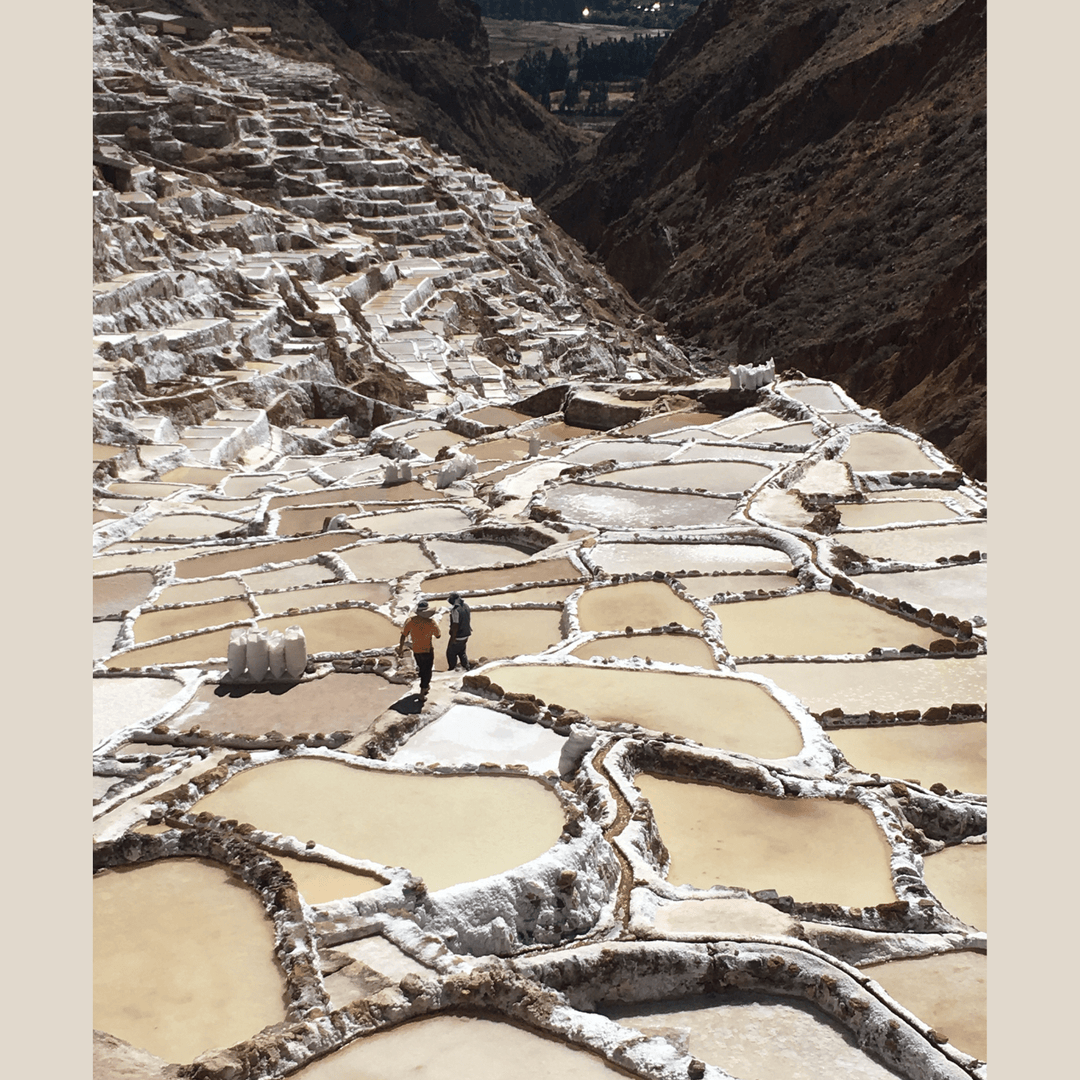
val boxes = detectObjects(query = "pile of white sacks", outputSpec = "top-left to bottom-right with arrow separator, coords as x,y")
227,626 -> 307,681
729,358 -> 775,390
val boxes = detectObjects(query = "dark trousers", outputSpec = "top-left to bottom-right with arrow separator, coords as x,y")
415,650 -> 434,691
446,637 -> 470,670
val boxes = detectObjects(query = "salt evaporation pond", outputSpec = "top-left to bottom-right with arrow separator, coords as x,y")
291,1014 -> 626,1078
134,598 -> 254,643
571,633 -> 717,669
562,439 -> 673,465
427,538 -> 533,569
194,758 -> 566,891
854,564 -> 987,621
633,775 -> 896,906
106,625 -> 238,668
783,384 -> 849,411
455,607 -> 564,659
470,437 -> 532,461
839,501 -> 959,526
863,951 -> 986,1061
426,557 -> 584,593
130,513 -> 243,540
828,721 -> 986,793
255,580 -> 391,614
276,504 -> 363,536
840,432 -> 942,472
258,607 -> 399,653
94,570 -> 156,617
714,592 -> 941,656
708,410 -> 784,437
173,536 -> 347,578
270,853 -> 384,904
739,656 -> 987,713
348,505 -> 473,535
605,460 -> 773,493
154,576 -> 245,604
922,843 -> 986,930
492,666 -> 802,758
242,562 -> 338,591
93,675 -> 184,746
334,541 -> 435,579
843,523 -> 987,563
540,483 -> 736,529
459,582 -> 578,604
734,420 -> 818,444
576,580 -> 704,632
676,574 -> 796,600
623,411 -> 726,435
592,542 -> 792,575
603,992 -> 905,1080
94,858 -> 286,1064
404,428 -> 466,456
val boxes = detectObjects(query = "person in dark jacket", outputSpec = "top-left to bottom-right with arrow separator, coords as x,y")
446,592 -> 473,671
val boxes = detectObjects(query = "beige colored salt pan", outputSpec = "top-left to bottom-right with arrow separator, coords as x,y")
635,774 -> 896,906
94,570 -> 157,618
258,607 -> 398,653
174,536 -> 344,578
863,951 -> 986,1061
335,541 -> 434,580
460,607 -> 564,660
429,557 -> 583,593
194,758 -> 565,891
243,562 -> 338,591
255,580 -> 391,614
594,543 -> 792,575
840,501 -> 957,527
715,592 -> 941,657
676,574 -> 795,600
609,460 -> 772,493
349,505 -> 473,536
571,633 -> 717,669
840,432 -> 941,472
276,503 -> 363,536
131,513 -> 243,540
542,482 -> 736,529
844,523 -> 987,563
492,666 -> 801,758
292,1015 -> 625,1078
922,843 -> 986,931
577,580 -> 704,632
428,538 -> 532,569
155,577 -> 245,605
854,564 -> 986,621
270,853 -> 383,904
134,598 -> 254,643
94,858 -> 285,1064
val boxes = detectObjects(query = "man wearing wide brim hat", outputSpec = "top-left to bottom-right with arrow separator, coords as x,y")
397,599 -> 441,698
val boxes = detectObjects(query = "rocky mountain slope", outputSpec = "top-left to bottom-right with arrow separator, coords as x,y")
104,0 -> 592,196
543,0 -> 986,478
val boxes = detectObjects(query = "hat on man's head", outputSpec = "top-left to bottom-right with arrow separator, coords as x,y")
415,599 -> 432,614
448,592 -> 461,603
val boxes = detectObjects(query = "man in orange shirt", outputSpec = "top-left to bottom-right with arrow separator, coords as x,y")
397,599 -> 441,698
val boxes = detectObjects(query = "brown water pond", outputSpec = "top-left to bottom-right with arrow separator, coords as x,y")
428,538 -> 533,569
242,563 -> 339,592
922,843 -> 986,930
154,577 -> 246,606
107,481 -> 187,498
94,858 -> 285,1064
603,992 -> 905,1080
428,558 -> 584,593
843,523 -> 987,564
469,437 -> 533,462
460,608 -> 564,659
714,592 -> 941,657
173,536 -> 346,579
853,564 -> 987,621
541,483 -> 736,530
269,853 -> 384,904
828,722 -> 986,794
676,574 -> 796,601
405,429 -> 467,457
222,473 -> 285,497
290,1014 -> 626,1078
94,544 -> 219,575
106,626 -> 241,669
862,951 -> 986,1061
562,440 -> 676,466
350,505 -> 473,536
577,581 -> 704,632
193,758 -> 565,891
634,775 -> 895,906
739,655 -> 988,715
594,543 -> 792,576
622,412 -> 726,436
135,597 -> 254,643
839,502 -> 958,527
782,384 -> 848,411
255,581 -> 391,614
530,420 -> 594,443
258,607 -> 398,653
336,541 -> 436,580
840,432 -> 942,473
462,405 -> 532,428
160,465 -> 232,486
130,513 -> 244,541
461,583 -> 578,604
492,666 -> 802,758
571,634 -> 717,669
735,421 -> 819,445
94,570 -> 157,618
276,504 -> 363,536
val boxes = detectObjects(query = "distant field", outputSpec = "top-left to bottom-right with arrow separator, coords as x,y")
484,19 -> 667,65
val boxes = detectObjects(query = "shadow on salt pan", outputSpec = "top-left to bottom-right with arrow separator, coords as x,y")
391,704 -> 566,772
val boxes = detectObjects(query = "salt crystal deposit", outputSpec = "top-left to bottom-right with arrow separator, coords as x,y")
92,8 -> 986,1079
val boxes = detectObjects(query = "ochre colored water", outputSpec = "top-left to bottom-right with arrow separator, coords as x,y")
703,410 -> 778,438
94,571 -> 157,618
652,897 -> 798,938
428,557 -> 583,593
160,465 -> 232,486
531,421 -> 594,443
458,607 -> 564,660
783,384 -> 847,410
194,758 -> 565,891
593,543 -> 792,575
828,722 -> 986,794
154,577 -> 244,606
131,513 -> 243,540
603,992 -> 904,1080
276,503 -> 363,536
351,506 -> 473,536
739,656 -> 988,714
267,485 -> 372,512
844,523 -> 988,564
428,539 -> 532,569
94,442 -> 124,461
95,543 -> 219,574
222,473 -> 284,497
676,574 -> 796,601
135,598 -> 254,643
608,460 -> 772,494
405,429 -> 467,457
106,626 -> 240,669
338,481 -> 446,505
243,563 -> 339,591
862,951 -> 986,1061
922,843 -> 986,930
737,421 -> 818,445
577,581 -> 704,632
174,536 -> 347,578
492,666 -> 802,758
465,583 -> 577,604
191,497 -> 261,515
258,607 -> 398,653
107,481 -> 186,498
853,564 -> 986,621
623,412 -> 726,436
290,1015 -> 625,1079
714,592 -> 941,657
562,440 -> 673,465
93,858 -> 286,1063
571,634 -> 717,669
634,775 -> 896,906
469,437 -> 532,462
255,581 -> 391,614
840,432 -> 941,472
839,502 -> 957,527
543,483 -> 736,529
270,853 -> 384,904
462,405 -> 531,428
336,541 -> 435,580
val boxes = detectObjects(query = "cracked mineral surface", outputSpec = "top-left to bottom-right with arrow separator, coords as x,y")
92,7 -> 986,1079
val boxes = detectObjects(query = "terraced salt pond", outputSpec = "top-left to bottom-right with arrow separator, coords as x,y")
922,843 -> 986,930
194,758 -> 567,891
134,598 -> 254,642
348,505 -> 474,535
269,853 -> 384,904
591,542 -> 793,575
576,580 -> 704,632
714,592 -> 941,657
540,483 -> 737,529
453,607 -> 564,659
854,564 -> 987,621
291,1015 -> 626,1078
603,992 -> 906,1080
94,858 -> 286,1064
633,775 -> 896,906
739,656 -> 987,713
571,633 -> 718,669
840,432 -> 943,472
491,666 -> 802,758
94,570 -> 156,617
842,522 -> 987,563
605,460 -> 773,493
253,580 -> 392,613
838,501 -> 959,526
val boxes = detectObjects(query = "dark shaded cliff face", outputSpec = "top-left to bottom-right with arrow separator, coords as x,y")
542,0 -> 986,478
134,0 -> 592,196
